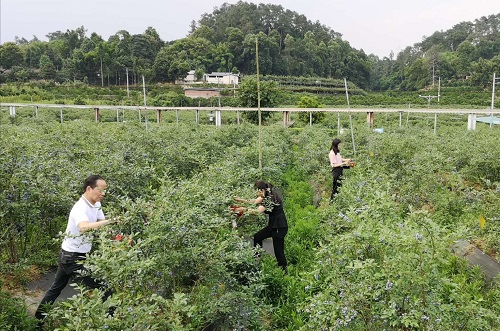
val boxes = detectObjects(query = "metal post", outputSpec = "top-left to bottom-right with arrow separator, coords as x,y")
406,104 -> 410,127
126,67 -> 130,98
337,112 -> 340,136
256,37 -> 262,171
142,75 -> 147,106
176,110 -> 179,126
434,113 -> 437,134
195,109 -> 199,125
491,73 -> 498,129
282,111 -> 290,127
309,112 -> 312,126
157,109 -> 162,124
344,78 -> 356,155
492,73 -> 496,111
60,108 -> 63,123
438,76 -> 441,102
366,112 -> 374,128
100,56 -> 104,87
94,107 -> 100,123
399,111 -> 402,127
215,109 -> 221,127
467,113 -> 476,130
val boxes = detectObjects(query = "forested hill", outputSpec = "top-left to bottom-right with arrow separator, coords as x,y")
418,14 -> 500,55
158,2 -> 371,88
371,13 -> 500,91
196,2 -> 342,48
0,1 -> 498,92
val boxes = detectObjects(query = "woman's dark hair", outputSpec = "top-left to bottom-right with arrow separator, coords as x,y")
330,138 -> 342,155
83,175 -> 104,193
254,180 -> 282,204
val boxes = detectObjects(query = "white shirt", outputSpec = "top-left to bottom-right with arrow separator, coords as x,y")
61,195 -> 105,253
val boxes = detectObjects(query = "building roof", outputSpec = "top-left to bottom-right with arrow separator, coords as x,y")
184,87 -> 220,91
206,72 -> 239,76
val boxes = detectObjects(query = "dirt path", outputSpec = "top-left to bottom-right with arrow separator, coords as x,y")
14,268 -> 78,316
17,238 -> 275,316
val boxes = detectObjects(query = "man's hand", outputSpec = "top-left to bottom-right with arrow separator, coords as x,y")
107,217 -> 121,225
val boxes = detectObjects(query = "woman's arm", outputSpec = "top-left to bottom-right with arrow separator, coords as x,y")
233,196 -> 263,204
238,205 -> 266,215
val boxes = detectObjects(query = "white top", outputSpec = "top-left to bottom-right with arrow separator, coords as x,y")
329,150 -> 342,167
61,195 -> 105,253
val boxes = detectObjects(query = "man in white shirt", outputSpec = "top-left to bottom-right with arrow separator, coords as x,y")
35,175 -> 118,323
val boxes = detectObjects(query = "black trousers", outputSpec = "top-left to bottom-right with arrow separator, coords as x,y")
331,174 -> 343,201
254,226 -> 288,270
35,250 -> 112,320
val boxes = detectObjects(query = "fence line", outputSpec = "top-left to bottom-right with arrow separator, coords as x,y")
2,103 -> 500,131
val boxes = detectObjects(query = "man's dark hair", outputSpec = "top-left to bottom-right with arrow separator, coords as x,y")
83,175 -> 104,193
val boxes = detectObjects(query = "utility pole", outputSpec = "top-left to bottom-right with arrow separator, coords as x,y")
437,76 -> 441,102
492,73 -> 499,110
100,56 -> 104,87
490,73 -> 500,129
344,78 -> 356,155
126,67 -> 130,98
142,75 -> 147,106
419,95 -> 438,108
419,77 -> 440,107
419,77 -> 441,134
256,37 -> 262,171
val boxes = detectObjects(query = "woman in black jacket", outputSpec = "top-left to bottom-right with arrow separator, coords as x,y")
233,180 -> 288,271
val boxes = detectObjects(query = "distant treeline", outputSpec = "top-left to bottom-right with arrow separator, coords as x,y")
0,2 -> 498,91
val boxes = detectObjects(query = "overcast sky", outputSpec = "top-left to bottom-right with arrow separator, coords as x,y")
1,0 -> 499,58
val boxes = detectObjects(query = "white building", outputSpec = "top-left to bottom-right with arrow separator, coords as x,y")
204,72 -> 239,86
184,70 -> 196,83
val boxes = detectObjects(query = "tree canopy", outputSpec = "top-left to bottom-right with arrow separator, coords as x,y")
0,3 -> 498,92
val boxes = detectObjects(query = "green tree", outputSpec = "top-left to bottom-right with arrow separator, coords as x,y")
297,95 -> 325,123
190,25 -> 216,43
470,55 -> 500,87
152,36 -> 213,82
39,54 -> 56,80
401,57 -> 430,90
24,41 -> 46,68
212,42 -> 234,72
108,30 -> 134,84
225,27 -> 244,69
144,27 -> 164,55
456,41 -> 478,77
0,42 -> 24,69
60,57 -> 77,82
237,76 -> 280,123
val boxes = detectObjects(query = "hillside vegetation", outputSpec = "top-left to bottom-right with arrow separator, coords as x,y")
0,2 -> 498,92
